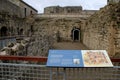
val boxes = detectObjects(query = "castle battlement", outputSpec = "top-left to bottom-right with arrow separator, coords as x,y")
44,6 -> 97,15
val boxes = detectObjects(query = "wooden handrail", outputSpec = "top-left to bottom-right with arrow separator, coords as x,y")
0,56 -> 47,62
0,56 -> 120,63
111,58 -> 120,62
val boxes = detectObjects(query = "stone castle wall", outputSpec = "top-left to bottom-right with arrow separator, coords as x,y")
34,17 -> 83,41
0,12 -> 29,37
19,0 -> 38,18
28,6 -> 97,56
35,14 -> 91,18
0,0 -> 38,37
0,0 -> 21,17
44,6 -> 82,14
26,17 -> 83,56
1,1 -> 120,57
1,0 -> 38,18
107,0 -> 120,4
0,0 -> 39,57
83,3 -> 120,57
44,6 -> 97,15
35,6 -> 97,42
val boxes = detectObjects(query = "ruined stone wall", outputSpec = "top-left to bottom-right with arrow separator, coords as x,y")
27,18 -> 54,56
44,6 -> 82,14
44,6 -> 97,15
19,0 -> 38,18
83,3 -> 120,57
107,0 -> 120,4
0,11 -> 29,37
26,17 -> 84,56
2,0 -> 38,18
8,0 -> 20,6
34,17 -> 83,41
0,0 -> 41,56
81,10 -> 97,15
29,5 -> 97,56
35,14 -> 90,18
0,0 -> 35,37
0,0 -> 21,17
0,0 -> 32,34
27,31 -> 54,56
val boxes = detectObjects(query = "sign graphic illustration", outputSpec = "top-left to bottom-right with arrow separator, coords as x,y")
81,50 -> 113,67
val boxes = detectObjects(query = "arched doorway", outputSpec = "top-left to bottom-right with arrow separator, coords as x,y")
0,27 -> 8,37
19,29 -> 23,35
71,28 -> 80,41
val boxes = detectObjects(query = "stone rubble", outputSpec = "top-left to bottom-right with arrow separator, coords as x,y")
0,38 -> 29,56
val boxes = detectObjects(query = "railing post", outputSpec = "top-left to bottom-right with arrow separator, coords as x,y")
50,67 -> 53,80
63,68 -> 67,80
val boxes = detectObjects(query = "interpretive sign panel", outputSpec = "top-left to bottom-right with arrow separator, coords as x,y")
47,50 -> 113,67
47,50 -> 83,67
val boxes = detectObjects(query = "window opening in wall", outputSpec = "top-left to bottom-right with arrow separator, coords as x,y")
20,29 -> 23,35
0,27 -> 8,37
17,27 -> 19,35
30,10 -> 33,15
24,8 -> 27,17
30,25 -> 33,32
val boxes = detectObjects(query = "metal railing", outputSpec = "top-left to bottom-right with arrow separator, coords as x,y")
0,35 -> 28,49
50,66 -> 120,80
0,36 -> 16,49
0,56 -> 48,80
0,63 -> 49,80
0,56 -> 120,80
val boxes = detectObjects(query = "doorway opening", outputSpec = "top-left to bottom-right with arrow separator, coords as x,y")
0,27 -> 8,37
20,28 -> 23,35
71,28 -> 80,41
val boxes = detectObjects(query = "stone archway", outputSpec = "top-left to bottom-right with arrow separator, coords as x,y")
19,28 -> 23,35
0,26 -> 8,37
71,28 -> 80,41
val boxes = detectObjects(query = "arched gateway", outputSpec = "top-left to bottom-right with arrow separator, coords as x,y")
71,28 -> 80,41
0,27 -> 8,37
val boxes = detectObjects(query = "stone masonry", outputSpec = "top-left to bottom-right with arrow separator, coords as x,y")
44,6 -> 82,14
34,17 -> 82,41
44,6 -> 97,15
26,6 -> 97,56
0,11 -> 28,36
27,17 -> 82,56
0,0 -> 37,37
1,0 -> 120,57
107,0 -> 120,4
83,2 -> 120,57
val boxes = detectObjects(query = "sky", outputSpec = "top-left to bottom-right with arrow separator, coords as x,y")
23,0 -> 107,13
